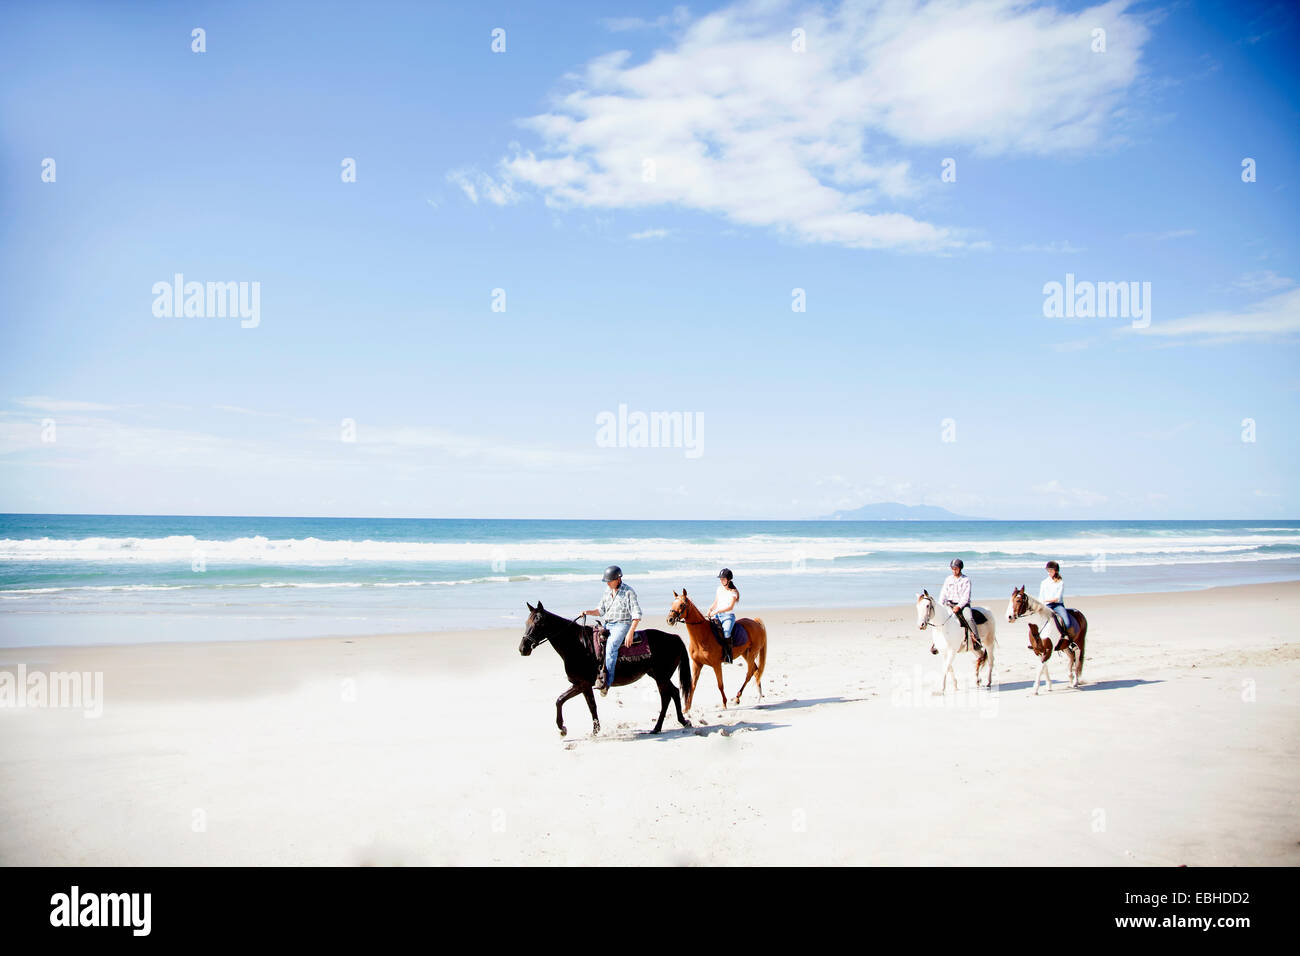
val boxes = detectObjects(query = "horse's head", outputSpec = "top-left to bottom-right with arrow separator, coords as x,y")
1006,586 -> 1028,623
519,601 -> 548,656
915,590 -> 935,630
666,588 -> 691,626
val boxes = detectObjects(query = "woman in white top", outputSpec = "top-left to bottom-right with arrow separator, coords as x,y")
706,568 -> 740,663
1038,560 -> 1072,636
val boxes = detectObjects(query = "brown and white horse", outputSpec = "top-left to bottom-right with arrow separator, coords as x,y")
915,590 -> 997,692
666,589 -> 768,712
1005,587 -> 1088,693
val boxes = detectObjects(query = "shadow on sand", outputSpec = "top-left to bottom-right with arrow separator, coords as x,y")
993,678 -> 1164,693
749,695 -> 870,712
567,718 -> 791,745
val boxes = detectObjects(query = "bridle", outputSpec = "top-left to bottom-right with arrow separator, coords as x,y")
667,597 -> 703,626
1008,590 -> 1029,622
523,611 -> 604,650
918,595 -> 949,630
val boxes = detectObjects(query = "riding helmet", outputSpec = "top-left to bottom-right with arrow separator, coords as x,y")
717,568 -> 733,580
602,565 -> 623,582
950,558 -> 964,570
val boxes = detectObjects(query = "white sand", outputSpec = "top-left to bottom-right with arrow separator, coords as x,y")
1,582 -> 1298,865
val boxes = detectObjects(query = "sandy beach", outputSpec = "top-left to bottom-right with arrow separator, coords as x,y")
2,581 -> 1298,866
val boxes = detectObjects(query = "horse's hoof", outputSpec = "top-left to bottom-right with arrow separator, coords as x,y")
681,719 -> 692,728
559,727 -> 567,736
592,723 -> 600,736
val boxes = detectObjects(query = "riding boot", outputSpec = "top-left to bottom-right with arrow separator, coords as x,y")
722,636 -> 733,664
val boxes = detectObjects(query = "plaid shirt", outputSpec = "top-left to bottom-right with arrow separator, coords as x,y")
940,574 -> 971,608
598,582 -> 642,622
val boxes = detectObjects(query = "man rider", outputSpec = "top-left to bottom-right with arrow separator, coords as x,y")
580,565 -> 642,697
940,558 -> 980,650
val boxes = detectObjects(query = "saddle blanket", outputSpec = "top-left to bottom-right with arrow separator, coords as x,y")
711,620 -> 749,650
593,628 -> 653,662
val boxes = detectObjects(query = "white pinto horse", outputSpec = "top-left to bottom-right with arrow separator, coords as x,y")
1005,586 -> 1088,694
915,589 -> 997,692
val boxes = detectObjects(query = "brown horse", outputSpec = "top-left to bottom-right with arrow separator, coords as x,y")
1006,587 -> 1088,693
666,589 -> 768,711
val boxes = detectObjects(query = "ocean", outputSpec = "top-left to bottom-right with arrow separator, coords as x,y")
1,514 -> 1298,647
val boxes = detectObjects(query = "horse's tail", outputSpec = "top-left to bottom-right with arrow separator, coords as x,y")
754,618 -> 768,675
676,636 -> 692,699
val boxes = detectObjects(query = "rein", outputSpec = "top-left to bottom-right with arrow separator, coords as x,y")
526,611 -> 591,649
919,598 -> 951,629
671,598 -> 706,627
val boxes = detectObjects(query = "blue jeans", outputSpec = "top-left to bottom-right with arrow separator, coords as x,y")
715,612 -> 735,640
1047,602 -> 1072,635
603,620 -> 633,686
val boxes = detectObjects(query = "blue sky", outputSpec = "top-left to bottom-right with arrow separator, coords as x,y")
1,0 -> 1297,519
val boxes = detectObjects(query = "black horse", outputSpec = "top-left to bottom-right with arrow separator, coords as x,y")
519,601 -> 692,737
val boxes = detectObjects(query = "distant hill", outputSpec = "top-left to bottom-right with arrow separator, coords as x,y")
821,502 -> 979,520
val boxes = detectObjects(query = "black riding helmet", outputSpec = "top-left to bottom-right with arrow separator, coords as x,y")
950,558 -> 964,570
602,565 -> 622,582
717,568 -> 733,580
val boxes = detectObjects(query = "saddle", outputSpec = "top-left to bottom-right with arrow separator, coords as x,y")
593,627 -> 653,662
948,604 -> 985,652
708,618 -> 749,651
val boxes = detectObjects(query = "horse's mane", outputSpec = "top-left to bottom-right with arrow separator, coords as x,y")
1021,592 -> 1050,615
533,607 -> 602,660
674,592 -> 704,620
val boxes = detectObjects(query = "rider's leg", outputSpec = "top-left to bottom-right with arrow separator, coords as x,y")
719,613 -> 735,663
600,620 -> 632,694
959,605 -> 980,649
1055,606 -> 1076,650
1049,602 -> 1071,642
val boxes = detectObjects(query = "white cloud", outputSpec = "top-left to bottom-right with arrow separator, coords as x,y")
1232,270 -> 1295,295
628,227 -> 671,240
1133,287 -> 1300,343
1020,240 -> 1084,253
0,408 -> 597,474
602,6 -> 691,32
1032,479 -> 1108,508
460,0 -> 1149,252
446,167 -> 519,206
352,423 -> 599,468
14,396 -> 116,412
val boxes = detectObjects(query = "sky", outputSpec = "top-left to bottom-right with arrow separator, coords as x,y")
1,0 -> 1297,520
